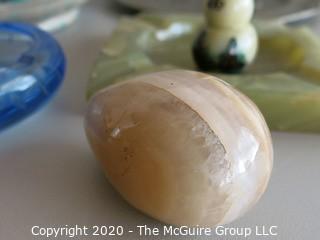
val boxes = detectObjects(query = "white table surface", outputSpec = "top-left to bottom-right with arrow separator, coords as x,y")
1,1 -> 320,239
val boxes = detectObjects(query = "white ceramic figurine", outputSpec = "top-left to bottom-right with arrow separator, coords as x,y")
193,0 -> 258,73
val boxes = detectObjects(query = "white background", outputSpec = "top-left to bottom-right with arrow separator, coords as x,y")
0,1 -> 320,239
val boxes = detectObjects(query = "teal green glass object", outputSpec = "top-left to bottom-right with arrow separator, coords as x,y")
87,14 -> 320,133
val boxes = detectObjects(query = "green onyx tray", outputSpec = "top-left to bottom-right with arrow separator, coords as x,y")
87,14 -> 320,133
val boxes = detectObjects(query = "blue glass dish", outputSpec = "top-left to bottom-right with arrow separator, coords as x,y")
0,22 -> 66,131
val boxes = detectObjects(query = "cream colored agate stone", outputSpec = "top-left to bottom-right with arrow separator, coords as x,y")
85,70 -> 273,227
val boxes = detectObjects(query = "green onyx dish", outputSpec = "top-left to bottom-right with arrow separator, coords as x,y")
87,14 -> 320,133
